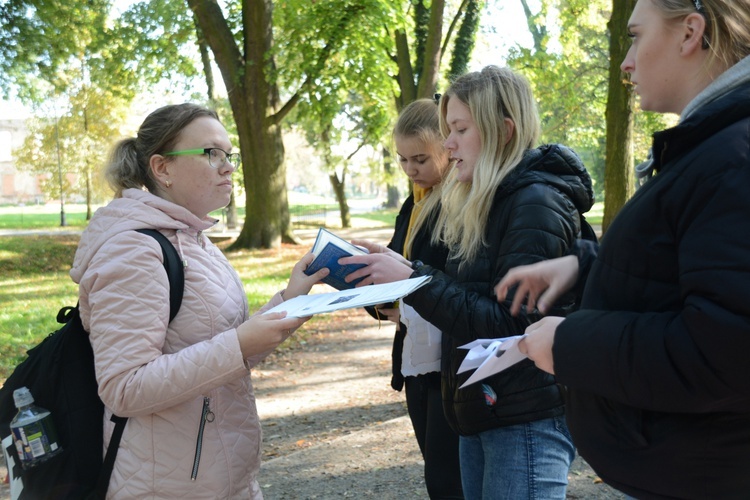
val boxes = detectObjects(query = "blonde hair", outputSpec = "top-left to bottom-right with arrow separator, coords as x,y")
435,66 -> 540,265
393,98 -> 451,257
652,0 -> 750,70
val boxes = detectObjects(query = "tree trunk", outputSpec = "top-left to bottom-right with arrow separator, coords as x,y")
86,165 -> 92,220
188,0 -> 291,248
520,0 -> 548,52
394,30 -> 416,110
383,147 -> 400,209
447,0 -> 481,80
226,190 -> 237,229
330,173 -> 351,228
193,11 -> 238,230
602,0 -> 636,234
231,105 -> 290,248
189,0 -> 358,248
416,0 -> 445,98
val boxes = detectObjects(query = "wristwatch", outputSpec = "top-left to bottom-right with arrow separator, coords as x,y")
411,260 -> 425,272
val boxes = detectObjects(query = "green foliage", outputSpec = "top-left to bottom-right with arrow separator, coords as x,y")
505,0 -> 671,199
15,88 -> 129,206
276,0 -> 400,132
114,0 -> 203,91
277,0 -> 403,199
0,0 -> 197,215
448,0 -> 482,82
0,0 -> 112,100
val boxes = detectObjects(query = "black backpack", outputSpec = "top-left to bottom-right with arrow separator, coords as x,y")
0,229 -> 184,500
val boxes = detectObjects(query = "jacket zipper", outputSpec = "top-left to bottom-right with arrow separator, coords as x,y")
191,396 -> 215,480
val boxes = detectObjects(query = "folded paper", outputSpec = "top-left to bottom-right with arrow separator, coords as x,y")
457,335 -> 528,388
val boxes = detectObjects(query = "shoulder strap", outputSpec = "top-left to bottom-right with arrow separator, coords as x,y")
135,228 -> 185,322
93,229 -> 185,500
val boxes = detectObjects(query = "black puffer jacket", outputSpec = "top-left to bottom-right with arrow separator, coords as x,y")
405,144 -> 595,435
365,193 -> 450,391
554,80 -> 750,499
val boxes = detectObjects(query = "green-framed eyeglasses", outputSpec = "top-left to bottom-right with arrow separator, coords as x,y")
164,148 -> 241,169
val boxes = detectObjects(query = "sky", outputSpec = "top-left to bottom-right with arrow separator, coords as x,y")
472,0 -> 534,70
0,1 -> 536,120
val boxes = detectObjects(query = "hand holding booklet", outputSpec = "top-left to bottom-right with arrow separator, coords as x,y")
267,276 -> 431,318
457,336 -> 528,388
303,228 -> 368,290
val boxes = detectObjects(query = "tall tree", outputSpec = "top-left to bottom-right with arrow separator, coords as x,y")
280,0 -> 399,228
384,0 -> 482,207
602,0 -> 637,232
510,0 -> 667,220
508,0 -> 609,158
510,0 -> 610,196
1,1 -> 111,100
186,0 -> 374,249
17,88 -> 128,209
0,1 -> 149,217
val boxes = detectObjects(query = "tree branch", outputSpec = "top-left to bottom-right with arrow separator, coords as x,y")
186,0 -> 243,99
441,0 -> 470,59
271,3 -> 365,125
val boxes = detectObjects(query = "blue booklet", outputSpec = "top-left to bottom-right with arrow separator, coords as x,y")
304,228 -> 368,290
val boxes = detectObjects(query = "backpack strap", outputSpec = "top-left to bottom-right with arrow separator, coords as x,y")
135,228 -> 185,322
92,415 -> 128,499
92,229 -> 185,499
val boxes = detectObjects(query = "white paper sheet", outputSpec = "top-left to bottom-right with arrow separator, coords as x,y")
266,276 -> 431,318
457,335 -> 528,388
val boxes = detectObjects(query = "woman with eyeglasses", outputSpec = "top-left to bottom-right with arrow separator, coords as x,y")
70,103 -> 327,498
495,0 -> 750,497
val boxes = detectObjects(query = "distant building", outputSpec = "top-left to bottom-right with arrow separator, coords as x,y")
0,118 -> 44,205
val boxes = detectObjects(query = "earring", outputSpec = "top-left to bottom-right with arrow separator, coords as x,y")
165,180 -> 172,188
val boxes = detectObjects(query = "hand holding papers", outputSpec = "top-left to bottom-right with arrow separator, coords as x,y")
457,336 -> 528,388
267,276 -> 431,318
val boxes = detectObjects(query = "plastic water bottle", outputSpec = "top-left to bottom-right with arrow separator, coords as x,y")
10,387 -> 63,469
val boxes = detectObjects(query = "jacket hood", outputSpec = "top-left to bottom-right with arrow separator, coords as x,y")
70,188 -> 217,284
497,143 -> 595,214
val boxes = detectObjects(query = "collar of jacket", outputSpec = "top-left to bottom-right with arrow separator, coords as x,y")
651,82 -> 750,174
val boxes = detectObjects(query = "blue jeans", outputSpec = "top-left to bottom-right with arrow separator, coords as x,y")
458,415 -> 575,500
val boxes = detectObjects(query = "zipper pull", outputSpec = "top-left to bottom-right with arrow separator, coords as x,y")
191,397 -> 214,481
203,398 -> 216,423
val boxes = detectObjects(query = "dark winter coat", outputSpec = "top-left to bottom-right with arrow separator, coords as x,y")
554,81 -> 750,499
406,144 -> 596,435
365,194 -> 450,391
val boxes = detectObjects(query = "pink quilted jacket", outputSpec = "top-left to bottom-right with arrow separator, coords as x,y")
70,189 -> 283,499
